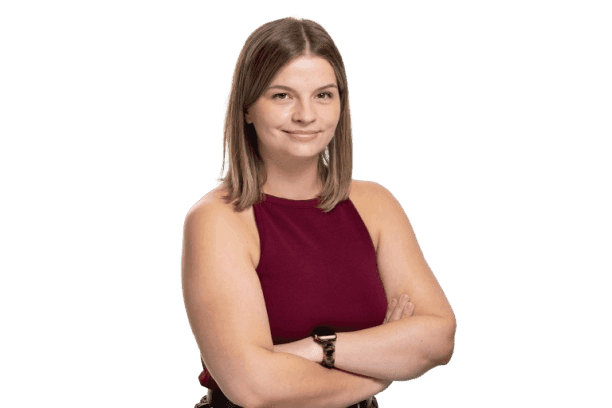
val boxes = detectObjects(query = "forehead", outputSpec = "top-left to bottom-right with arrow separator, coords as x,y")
270,55 -> 337,87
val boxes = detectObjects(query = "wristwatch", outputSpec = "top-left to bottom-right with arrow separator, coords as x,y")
311,326 -> 337,368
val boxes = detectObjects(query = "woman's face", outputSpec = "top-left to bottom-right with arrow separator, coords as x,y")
245,55 -> 341,165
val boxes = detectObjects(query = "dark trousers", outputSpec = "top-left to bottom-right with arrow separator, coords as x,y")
195,387 -> 379,408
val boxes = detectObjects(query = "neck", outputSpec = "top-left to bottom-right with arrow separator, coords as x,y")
262,161 -> 323,200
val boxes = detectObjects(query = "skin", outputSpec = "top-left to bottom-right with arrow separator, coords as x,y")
273,294 -> 415,363
251,56 -> 419,368
245,54 -> 341,200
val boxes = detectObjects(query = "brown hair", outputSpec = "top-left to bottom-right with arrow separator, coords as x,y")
216,17 -> 353,213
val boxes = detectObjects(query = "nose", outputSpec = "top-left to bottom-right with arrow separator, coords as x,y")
292,99 -> 316,125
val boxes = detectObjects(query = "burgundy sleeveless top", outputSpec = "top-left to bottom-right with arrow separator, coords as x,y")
198,192 -> 388,389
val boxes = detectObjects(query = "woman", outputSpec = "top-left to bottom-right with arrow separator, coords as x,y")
182,17 -> 456,408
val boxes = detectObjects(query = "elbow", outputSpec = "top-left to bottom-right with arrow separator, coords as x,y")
224,382 -> 265,408
406,341 -> 455,382
438,337 -> 455,366
232,348 -> 274,408
424,316 -> 456,369
437,317 -> 456,366
241,394 -> 265,408
202,367 -> 261,408
400,319 -> 456,381
220,382 -> 262,408
211,353 -> 271,408
244,383 -> 272,408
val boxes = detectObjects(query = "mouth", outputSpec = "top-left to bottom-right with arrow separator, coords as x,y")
283,130 -> 320,135
283,130 -> 319,140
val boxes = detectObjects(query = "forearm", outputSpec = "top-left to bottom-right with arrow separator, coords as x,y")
251,347 -> 389,408
332,315 -> 455,381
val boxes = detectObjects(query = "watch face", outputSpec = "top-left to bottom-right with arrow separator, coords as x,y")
312,326 -> 336,340
316,334 -> 336,341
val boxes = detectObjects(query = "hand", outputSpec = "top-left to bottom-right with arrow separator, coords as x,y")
384,294 -> 415,325
273,294 -> 416,357
370,294 -> 415,392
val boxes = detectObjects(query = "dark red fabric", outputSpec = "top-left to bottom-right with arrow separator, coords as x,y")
199,193 -> 388,389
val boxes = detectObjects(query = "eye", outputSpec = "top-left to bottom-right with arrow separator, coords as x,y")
317,92 -> 333,99
272,93 -> 289,100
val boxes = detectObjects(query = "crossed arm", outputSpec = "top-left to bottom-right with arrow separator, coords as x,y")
273,294 -> 454,382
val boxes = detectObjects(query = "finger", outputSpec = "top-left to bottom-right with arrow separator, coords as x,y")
403,302 -> 415,317
387,298 -> 398,322
390,295 -> 410,321
385,298 -> 397,323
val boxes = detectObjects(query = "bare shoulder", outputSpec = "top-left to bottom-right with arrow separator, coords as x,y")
352,179 -> 393,200
181,185 -> 273,407
348,179 -> 373,200
183,185 -> 259,266
182,186 -> 246,247
349,179 -> 395,252
350,179 -> 398,215
184,185 -> 238,223
182,187 -> 241,259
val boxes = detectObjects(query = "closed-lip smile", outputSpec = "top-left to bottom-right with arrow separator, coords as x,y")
284,130 -> 319,134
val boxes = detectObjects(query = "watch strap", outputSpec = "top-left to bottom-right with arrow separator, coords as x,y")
320,339 -> 335,368
312,327 -> 336,369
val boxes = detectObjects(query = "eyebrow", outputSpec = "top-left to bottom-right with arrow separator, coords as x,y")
266,83 -> 338,92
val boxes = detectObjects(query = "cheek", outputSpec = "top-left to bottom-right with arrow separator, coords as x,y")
257,106 -> 290,128
323,103 -> 341,127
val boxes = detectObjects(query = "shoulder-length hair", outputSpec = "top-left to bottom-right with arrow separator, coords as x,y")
216,17 -> 353,213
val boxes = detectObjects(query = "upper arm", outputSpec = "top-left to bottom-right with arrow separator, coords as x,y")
368,182 -> 456,327
181,200 -> 273,407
